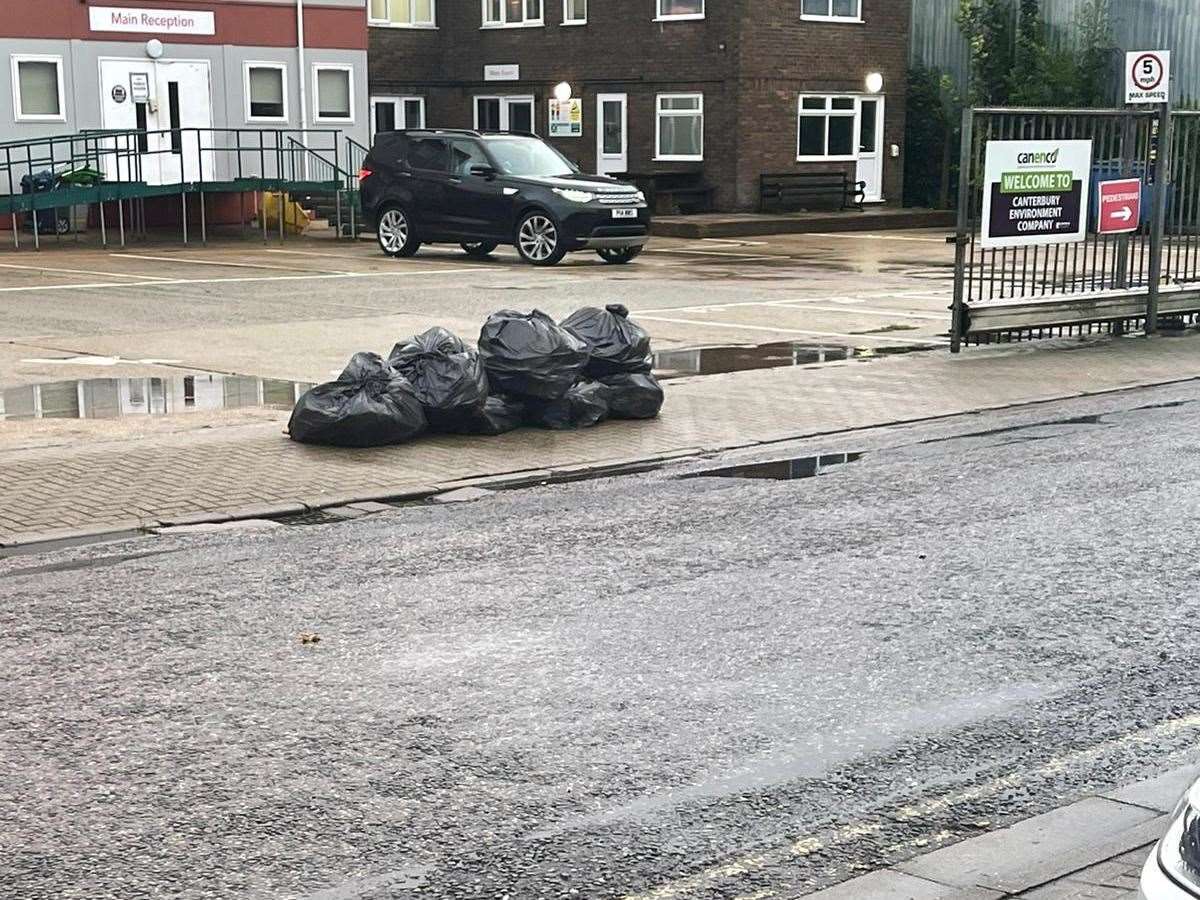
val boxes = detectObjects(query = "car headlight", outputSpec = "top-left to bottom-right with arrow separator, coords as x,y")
1158,783 -> 1200,892
552,188 -> 596,204
634,190 -> 646,203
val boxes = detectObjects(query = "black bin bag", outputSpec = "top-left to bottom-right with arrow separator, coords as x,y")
388,327 -> 489,430
288,352 -> 426,447
477,309 -> 590,400
524,381 -> 611,430
599,372 -> 664,420
561,304 -> 653,377
438,395 -> 526,437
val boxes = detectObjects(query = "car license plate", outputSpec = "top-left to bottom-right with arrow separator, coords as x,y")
611,208 -> 638,219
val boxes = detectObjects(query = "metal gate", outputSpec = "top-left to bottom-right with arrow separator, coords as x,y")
950,107 -> 1200,351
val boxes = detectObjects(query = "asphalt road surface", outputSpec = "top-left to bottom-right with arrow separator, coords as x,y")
5,380 -> 1199,899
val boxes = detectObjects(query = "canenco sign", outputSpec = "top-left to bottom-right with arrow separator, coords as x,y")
980,140 -> 1093,249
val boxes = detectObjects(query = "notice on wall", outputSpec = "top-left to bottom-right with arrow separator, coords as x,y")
549,99 -> 583,138
980,140 -> 1093,249
89,6 -> 215,35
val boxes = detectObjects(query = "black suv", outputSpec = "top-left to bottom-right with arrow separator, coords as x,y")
359,129 -> 650,266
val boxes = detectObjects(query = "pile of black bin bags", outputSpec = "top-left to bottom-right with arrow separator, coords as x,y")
287,305 -> 664,447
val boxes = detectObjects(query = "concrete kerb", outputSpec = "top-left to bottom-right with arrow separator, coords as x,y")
799,762 -> 1199,900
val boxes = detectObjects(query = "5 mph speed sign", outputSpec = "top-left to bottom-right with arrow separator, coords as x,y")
1126,51 -> 1171,104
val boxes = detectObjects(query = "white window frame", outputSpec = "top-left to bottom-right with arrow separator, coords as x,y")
312,63 -> 355,123
473,95 -> 537,133
562,0 -> 586,25
800,0 -> 863,23
11,54 -> 66,123
482,0 -> 544,28
796,94 -> 860,162
370,95 -> 425,139
654,92 -> 703,162
654,0 -> 704,22
368,0 -> 437,27
243,62 -> 288,124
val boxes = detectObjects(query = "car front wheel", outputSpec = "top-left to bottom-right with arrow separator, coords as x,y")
377,204 -> 421,258
461,241 -> 499,259
515,211 -> 567,266
597,246 -> 643,265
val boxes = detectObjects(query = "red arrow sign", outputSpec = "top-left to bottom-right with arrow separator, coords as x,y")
1097,178 -> 1142,234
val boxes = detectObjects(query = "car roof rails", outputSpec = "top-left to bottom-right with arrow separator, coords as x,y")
476,130 -> 539,138
395,128 -> 484,137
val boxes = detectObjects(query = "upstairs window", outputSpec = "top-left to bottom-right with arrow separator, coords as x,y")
656,0 -> 703,20
801,0 -> 862,21
12,55 -> 65,122
563,0 -> 586,24
369,0 -> 436,26
483,0 -> 544,26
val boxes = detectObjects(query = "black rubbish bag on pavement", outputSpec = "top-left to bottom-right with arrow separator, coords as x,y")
599,372 -> 664,419
524,381 -> 611,430
438,395 -> 527,436
561,303 -> 653,377
288,352 -> 426,447
477,309 -> 590,400
387,326 -> 489,430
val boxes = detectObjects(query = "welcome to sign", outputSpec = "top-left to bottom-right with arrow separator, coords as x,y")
980,140 -> 1093,249
89,6 -> 216,36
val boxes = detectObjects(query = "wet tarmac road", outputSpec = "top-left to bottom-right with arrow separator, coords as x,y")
4,381 -> 1200,899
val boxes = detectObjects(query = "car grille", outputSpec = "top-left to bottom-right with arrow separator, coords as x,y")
598,193 -> 641,205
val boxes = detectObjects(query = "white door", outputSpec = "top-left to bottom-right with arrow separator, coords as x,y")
596,93 -> 627,175
99,59 -> 213,186
856,97 -> 884,203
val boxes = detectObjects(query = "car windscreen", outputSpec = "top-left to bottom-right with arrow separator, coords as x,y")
485,138 -> 576,177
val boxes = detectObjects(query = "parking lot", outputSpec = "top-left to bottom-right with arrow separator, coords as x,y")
0,228 -> 954,401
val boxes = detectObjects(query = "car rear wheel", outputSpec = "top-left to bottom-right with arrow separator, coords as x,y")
515,212 -> 567,266
597,247 -> 643,265
377,205 -> 420,258
461,241 -> 499,259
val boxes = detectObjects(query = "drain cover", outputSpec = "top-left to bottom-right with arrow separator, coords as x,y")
683,453 -> 862,481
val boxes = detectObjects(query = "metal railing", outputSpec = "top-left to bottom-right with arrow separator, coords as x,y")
950,107 -> 1200,349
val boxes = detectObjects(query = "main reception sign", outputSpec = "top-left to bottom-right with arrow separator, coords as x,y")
980,140 -> 1093,249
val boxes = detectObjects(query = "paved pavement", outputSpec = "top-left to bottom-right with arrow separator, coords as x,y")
6,381 -> 1200,898
4,330 -> 1200,546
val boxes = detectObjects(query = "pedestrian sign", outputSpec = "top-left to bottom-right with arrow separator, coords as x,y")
1126,51 -> 1171,104
980,140 -> 1093,249
1097,178 -> 1141,235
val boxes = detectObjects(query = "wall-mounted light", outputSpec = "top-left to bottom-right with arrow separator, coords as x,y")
865,72 -> 884,94
553,81 -> 572,102
145,39 -> 164,59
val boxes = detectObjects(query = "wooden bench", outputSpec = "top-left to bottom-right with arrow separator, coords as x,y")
759,172 -> 865,213
626,171 -> 716,215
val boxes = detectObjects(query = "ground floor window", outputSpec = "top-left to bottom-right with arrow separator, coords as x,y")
475,95 -> 535,133
11,55 -> 65,122
314,65 -> 353,122
371,95 -> 424,137
655,93 -> 703,160
797,95 -> 857,160
245,63 -> 287,122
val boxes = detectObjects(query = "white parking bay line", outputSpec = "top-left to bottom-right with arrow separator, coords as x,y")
635,314 -> 949,344
0,262 -> 170,281
645,249 -> 777,260
113,252 -> 350,274
0,268 -> 480,293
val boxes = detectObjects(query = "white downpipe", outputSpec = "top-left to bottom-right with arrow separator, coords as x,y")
296,0 -> 310,180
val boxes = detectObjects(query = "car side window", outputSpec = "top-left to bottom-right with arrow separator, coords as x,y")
406,137 -> 449,173
450,140 -> 490,177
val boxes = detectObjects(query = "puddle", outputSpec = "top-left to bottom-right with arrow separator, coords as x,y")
653,342 -> 931,379
0,373 -> 313,422
683,452 -> 863,481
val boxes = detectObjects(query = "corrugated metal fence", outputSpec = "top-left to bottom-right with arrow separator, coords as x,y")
912,0 -> 1200,104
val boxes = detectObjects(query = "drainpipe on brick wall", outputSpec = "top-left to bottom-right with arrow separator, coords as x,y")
296,0 -> 310,179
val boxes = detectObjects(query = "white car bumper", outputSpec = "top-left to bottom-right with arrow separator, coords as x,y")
1142,845 -> 1199,899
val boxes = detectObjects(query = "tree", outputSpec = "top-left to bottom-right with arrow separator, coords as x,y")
957,0 -> 1016,106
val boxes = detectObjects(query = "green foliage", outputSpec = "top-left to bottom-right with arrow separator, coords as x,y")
903,65 -> 960,208
957,0 -> 1015,105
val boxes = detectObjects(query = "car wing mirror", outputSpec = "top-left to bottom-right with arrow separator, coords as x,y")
469,164 -> 497,180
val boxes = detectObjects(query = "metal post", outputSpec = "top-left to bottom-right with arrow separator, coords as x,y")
118,192 -> 126,248
181,190 -> 188,245
1115,112 -> 1136,290
950,107 -> 975,353
98,198 -> 106,248
1147,102 -> 1174,334
10,213 -> 18,250
200,192 -> 207,245
336,188 -> 343,239
278,191 -> 285,242
261,191 -> 268,243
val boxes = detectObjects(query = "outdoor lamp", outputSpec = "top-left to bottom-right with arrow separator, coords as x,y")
145,39 -> 164,59
866,72 -> 884,94
554,81 -> 573,102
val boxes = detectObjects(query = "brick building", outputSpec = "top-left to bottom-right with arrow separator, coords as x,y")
367,0 -> 910,211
